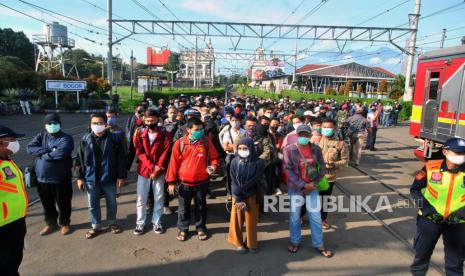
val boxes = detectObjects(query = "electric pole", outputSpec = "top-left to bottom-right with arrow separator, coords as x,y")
130,49 -> 134,100
403,0 -> 421,102
440,29 -> 447,48
107,0 -> 113,97
194,35 -> 198,88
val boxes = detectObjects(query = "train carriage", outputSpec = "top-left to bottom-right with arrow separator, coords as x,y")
410,44 -> 465,159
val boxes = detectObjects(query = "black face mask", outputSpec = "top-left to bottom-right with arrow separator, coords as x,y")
147,123 -> 157,130
270,126 -> 278,133
257,124 -> 269,136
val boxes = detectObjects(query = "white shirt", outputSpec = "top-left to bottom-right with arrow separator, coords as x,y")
221,125 -> 245,154
148,132 -> 156,144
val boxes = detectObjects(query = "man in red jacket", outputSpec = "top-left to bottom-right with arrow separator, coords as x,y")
167,117 -> 219,242
133,109 -> 171,235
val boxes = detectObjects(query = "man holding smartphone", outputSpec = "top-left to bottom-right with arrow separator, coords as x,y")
166,117 -> 219,242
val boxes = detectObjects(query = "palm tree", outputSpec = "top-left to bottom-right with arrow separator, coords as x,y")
390,74 -> 405,99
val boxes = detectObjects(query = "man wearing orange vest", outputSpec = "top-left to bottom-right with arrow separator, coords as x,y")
410,137 -> 465,276
0,126 -> 28,276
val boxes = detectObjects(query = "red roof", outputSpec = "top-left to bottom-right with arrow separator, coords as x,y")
296,64 -> 330,73
369,67 -> 396,77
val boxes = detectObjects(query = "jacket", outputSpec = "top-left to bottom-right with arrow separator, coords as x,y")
283,143 -> 326,196
126,114 -> 144,143
27,131 -> 74,184
133,127 -> 171,178
166,135 -> 219,186
311,136 -> 349,181
230,138 -> 265,202
75,130 -> 127,186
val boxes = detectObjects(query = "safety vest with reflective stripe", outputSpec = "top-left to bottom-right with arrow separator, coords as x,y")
424,160 -> 465,218
0,159 -> 28,227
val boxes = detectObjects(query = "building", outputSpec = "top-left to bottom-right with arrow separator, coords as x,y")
296,62 -> 396,97
178,40 -> 215,86
248,48 -> 285,82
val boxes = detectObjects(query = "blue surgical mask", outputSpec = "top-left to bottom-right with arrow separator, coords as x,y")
107,117 -> 117,126
45,123 -> 61,134
297,137 -> 310,145
191,130 -> 204,140
321,128 -> 334,137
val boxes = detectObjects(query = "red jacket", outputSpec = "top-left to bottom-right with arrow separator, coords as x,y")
133,127 -> 171,178
166,135 -> 219,186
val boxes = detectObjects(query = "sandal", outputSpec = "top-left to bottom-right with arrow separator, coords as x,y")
315,247 -> 334,258
177,231 -> 188,242
287,244 -> 300,253
110,224 -> 122,234
322,220 -> 331,230
197,230 -> 208,241
85,229 -> 101,239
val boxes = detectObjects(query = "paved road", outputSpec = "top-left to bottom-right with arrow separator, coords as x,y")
5,115 -> 444,276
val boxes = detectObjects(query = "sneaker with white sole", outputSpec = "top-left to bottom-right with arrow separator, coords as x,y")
133,224 -> 144,235
153,224 -> 164,234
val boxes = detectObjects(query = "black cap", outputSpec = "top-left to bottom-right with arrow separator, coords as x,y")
43,113 -> 61,125
0,125 -> 25,138
444,138 -> 465,153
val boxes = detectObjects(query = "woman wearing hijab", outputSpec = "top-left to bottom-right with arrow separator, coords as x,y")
227,137 -> 265,254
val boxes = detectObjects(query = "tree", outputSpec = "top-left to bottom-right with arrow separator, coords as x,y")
163,53 -> 180,81
379,80 -> 388,93
324,86 -> 334,95
0,28 -> 35,68
338,84 -> 345,95
344,80 -> 353,96
390,74 -> 405,99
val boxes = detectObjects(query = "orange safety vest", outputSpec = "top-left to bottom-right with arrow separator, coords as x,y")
423,160 -> 465,218
0,159 -> 28,227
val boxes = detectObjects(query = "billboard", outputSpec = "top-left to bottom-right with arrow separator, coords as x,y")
147,48 -> 171,66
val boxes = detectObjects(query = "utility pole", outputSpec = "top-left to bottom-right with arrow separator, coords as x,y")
107,0 -> 113,97
403,0 -> 421,102
101,58 -> 105,79
130,49 -> 134,100
440,28 -> 447,48
292,40 -> 298,87
193,36 -> 198,88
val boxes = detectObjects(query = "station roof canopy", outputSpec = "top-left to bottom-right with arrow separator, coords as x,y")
296,62 -> 396,80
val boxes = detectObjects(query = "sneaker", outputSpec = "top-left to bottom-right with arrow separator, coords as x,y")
275,188 -> 283,196
163,207 -> 173,215
153,224 -> 165,234
133,224 -> 144,235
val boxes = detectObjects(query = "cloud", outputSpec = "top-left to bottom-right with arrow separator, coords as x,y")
386,57 -> 401,65
369,57 -> 382,65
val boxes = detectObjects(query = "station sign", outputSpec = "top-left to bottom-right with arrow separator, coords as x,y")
46,80 -> 87,91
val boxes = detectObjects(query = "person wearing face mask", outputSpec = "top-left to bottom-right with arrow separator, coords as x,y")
126,104 -> 146,170
166,117 -> 219,242
26,113 -> 74,236
347,106 -> 368,166
269,118 -> 284,195
283,125 -> 333,258
221,114 -> 246,200
106,109 -> 125,136
132,109 -> 171,235
227,138 -> 265,254
309,118 -> 322,140
311,119 -> 349,230
0,126 -> 28,276
365,104 -> 379,151
282,116 -> 305,149
244,117 -> 271,164
164,107 -> 179,141
75,113 -> 128,239
410,138 -> 465,276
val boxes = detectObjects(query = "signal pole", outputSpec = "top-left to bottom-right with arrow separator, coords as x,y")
403,0 -> 421,102
107,0 -> 113,97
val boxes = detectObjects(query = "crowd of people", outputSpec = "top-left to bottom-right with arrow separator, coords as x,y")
0,93 -> 402,274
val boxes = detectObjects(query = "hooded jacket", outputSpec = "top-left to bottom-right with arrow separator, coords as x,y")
230,137 -> 265,202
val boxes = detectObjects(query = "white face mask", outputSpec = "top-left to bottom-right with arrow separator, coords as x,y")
293,123 -> 302,130
238,149 -> 250,158
91,125 -> 106,134
446,154 -> 465,165
6,140 -> 20,154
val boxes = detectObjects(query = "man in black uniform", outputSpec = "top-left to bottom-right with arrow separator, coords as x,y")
410,137 -> 465,276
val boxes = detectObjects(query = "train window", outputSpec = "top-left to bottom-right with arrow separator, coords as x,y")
428,72 -> 441,100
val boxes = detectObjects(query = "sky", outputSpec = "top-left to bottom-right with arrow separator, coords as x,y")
1,0 -> 464,75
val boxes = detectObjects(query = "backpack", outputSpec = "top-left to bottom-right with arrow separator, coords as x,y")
178,136 -> 210,166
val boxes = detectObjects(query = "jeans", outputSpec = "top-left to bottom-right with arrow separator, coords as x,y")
86,183 -> 117,229
20,100 -> 31,115
136,175 -> 164,227
37,181 -> 73,226
177,182 -> 209,232
0,218 -> 26,276
289,191 -> 324,248
382,112 -> 391,126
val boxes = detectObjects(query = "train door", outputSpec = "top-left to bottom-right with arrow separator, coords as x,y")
453,65 -> 465,138
421,69 -> 444,135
